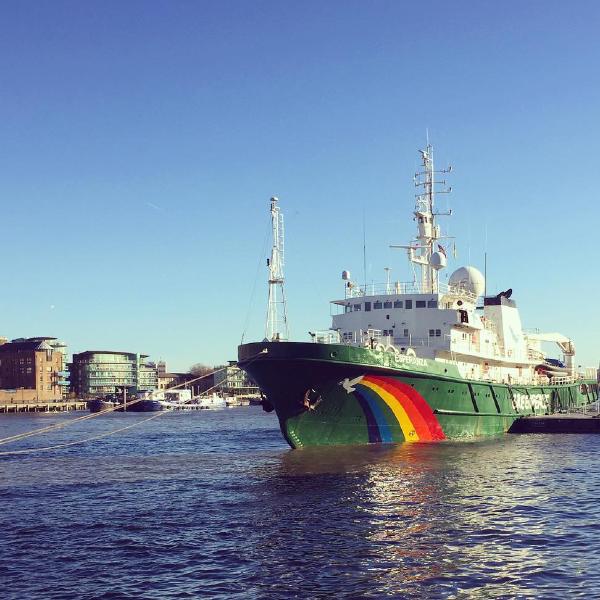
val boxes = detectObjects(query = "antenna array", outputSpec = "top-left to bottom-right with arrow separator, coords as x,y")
265,197 -> 289,341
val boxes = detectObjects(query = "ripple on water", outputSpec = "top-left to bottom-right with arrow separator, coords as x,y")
1,410 -> 599,598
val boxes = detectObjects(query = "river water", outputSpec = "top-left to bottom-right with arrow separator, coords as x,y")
0,407 -> 598,599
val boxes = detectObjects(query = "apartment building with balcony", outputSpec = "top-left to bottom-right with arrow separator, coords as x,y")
69,351 -> 158,398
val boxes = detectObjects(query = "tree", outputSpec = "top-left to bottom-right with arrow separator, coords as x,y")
189,363 -> 213,377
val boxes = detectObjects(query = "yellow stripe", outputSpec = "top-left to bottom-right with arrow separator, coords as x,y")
360,379 -> 420,442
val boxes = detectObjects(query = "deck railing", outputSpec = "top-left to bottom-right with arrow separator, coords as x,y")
342,281 -> 478,303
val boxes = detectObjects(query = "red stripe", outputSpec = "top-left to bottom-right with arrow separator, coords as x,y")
368,376 -> 445,440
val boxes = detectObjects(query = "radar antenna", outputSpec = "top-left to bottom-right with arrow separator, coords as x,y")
390,143 -> 453,293
265,196 -> 289,341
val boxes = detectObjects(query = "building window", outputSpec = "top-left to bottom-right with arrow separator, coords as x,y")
416,301 -> 426,308
393,300 -> 403,308
405,300 -> 412,309
428,300 -> 437,308
374,301 -> 382,309
383,301 -> 392,309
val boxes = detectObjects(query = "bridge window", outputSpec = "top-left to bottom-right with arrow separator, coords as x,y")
384,301 -> 392,309
416,301 -> 426,308
353,304 -> 361,311
428,300 -> 438,308
393,300 -> 403,308
374,301 -> 382,309
405,300 -> 413,309
364,302 -> 371,312
436,329 -> 441,337
429,329 -> 435,337
403,328 -> 409,336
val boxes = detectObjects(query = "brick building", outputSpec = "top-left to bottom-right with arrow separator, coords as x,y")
0,338 -> 64,402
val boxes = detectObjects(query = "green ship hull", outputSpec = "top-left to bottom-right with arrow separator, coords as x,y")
238,341 -> 599,449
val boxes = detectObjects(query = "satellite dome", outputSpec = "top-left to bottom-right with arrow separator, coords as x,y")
448,266 -> 485,298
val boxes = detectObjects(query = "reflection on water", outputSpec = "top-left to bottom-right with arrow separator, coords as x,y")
1,409 -> 599,598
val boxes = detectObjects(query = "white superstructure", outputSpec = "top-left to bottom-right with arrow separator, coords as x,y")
325,145 -> 579,386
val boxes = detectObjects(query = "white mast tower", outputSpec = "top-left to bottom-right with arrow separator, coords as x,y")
392,144 -> 452,293
265,196 -> 289,341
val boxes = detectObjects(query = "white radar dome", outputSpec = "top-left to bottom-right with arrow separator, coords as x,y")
430,251 -> 447,271
448,266 -> 485,298
342,270 -> 351,281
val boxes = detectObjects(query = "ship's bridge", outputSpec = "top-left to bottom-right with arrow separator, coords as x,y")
338,280 -> 478,303
329,281 -> 480,356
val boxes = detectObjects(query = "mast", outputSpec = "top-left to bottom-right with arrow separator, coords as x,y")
391,143 -> 452,293
265,196 -> 289,341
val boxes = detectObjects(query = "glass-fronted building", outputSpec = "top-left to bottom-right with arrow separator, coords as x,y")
137,361 -> 158,392
214,361 -> 259,397
69,351 -> 158,397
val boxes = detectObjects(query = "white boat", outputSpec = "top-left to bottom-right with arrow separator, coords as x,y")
133,389 -> 195,411
197,393 -> 227,409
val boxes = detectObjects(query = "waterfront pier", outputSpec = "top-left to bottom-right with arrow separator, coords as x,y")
509,411 -> 600,434
0,401 -> 87,413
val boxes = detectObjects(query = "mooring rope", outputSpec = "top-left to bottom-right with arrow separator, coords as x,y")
0,398 -> 146,447
0,351 -> 268,453
0,411 -> 165,456
0,367 -> 228,447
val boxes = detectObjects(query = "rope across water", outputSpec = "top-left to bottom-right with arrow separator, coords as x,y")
0,351 -> 268,455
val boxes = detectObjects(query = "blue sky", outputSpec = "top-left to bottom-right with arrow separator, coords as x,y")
1,1 -> 599,370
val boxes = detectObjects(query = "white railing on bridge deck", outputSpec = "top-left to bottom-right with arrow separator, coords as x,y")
311,329 -> 439,350
343,281 -> 478,303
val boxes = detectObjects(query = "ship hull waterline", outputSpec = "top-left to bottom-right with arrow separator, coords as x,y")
238,342 -> 598,449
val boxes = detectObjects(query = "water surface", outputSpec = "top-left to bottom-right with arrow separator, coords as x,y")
1,408 -> 598,598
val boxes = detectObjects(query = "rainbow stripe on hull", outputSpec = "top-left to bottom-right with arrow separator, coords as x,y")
353,376 -> 445,443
